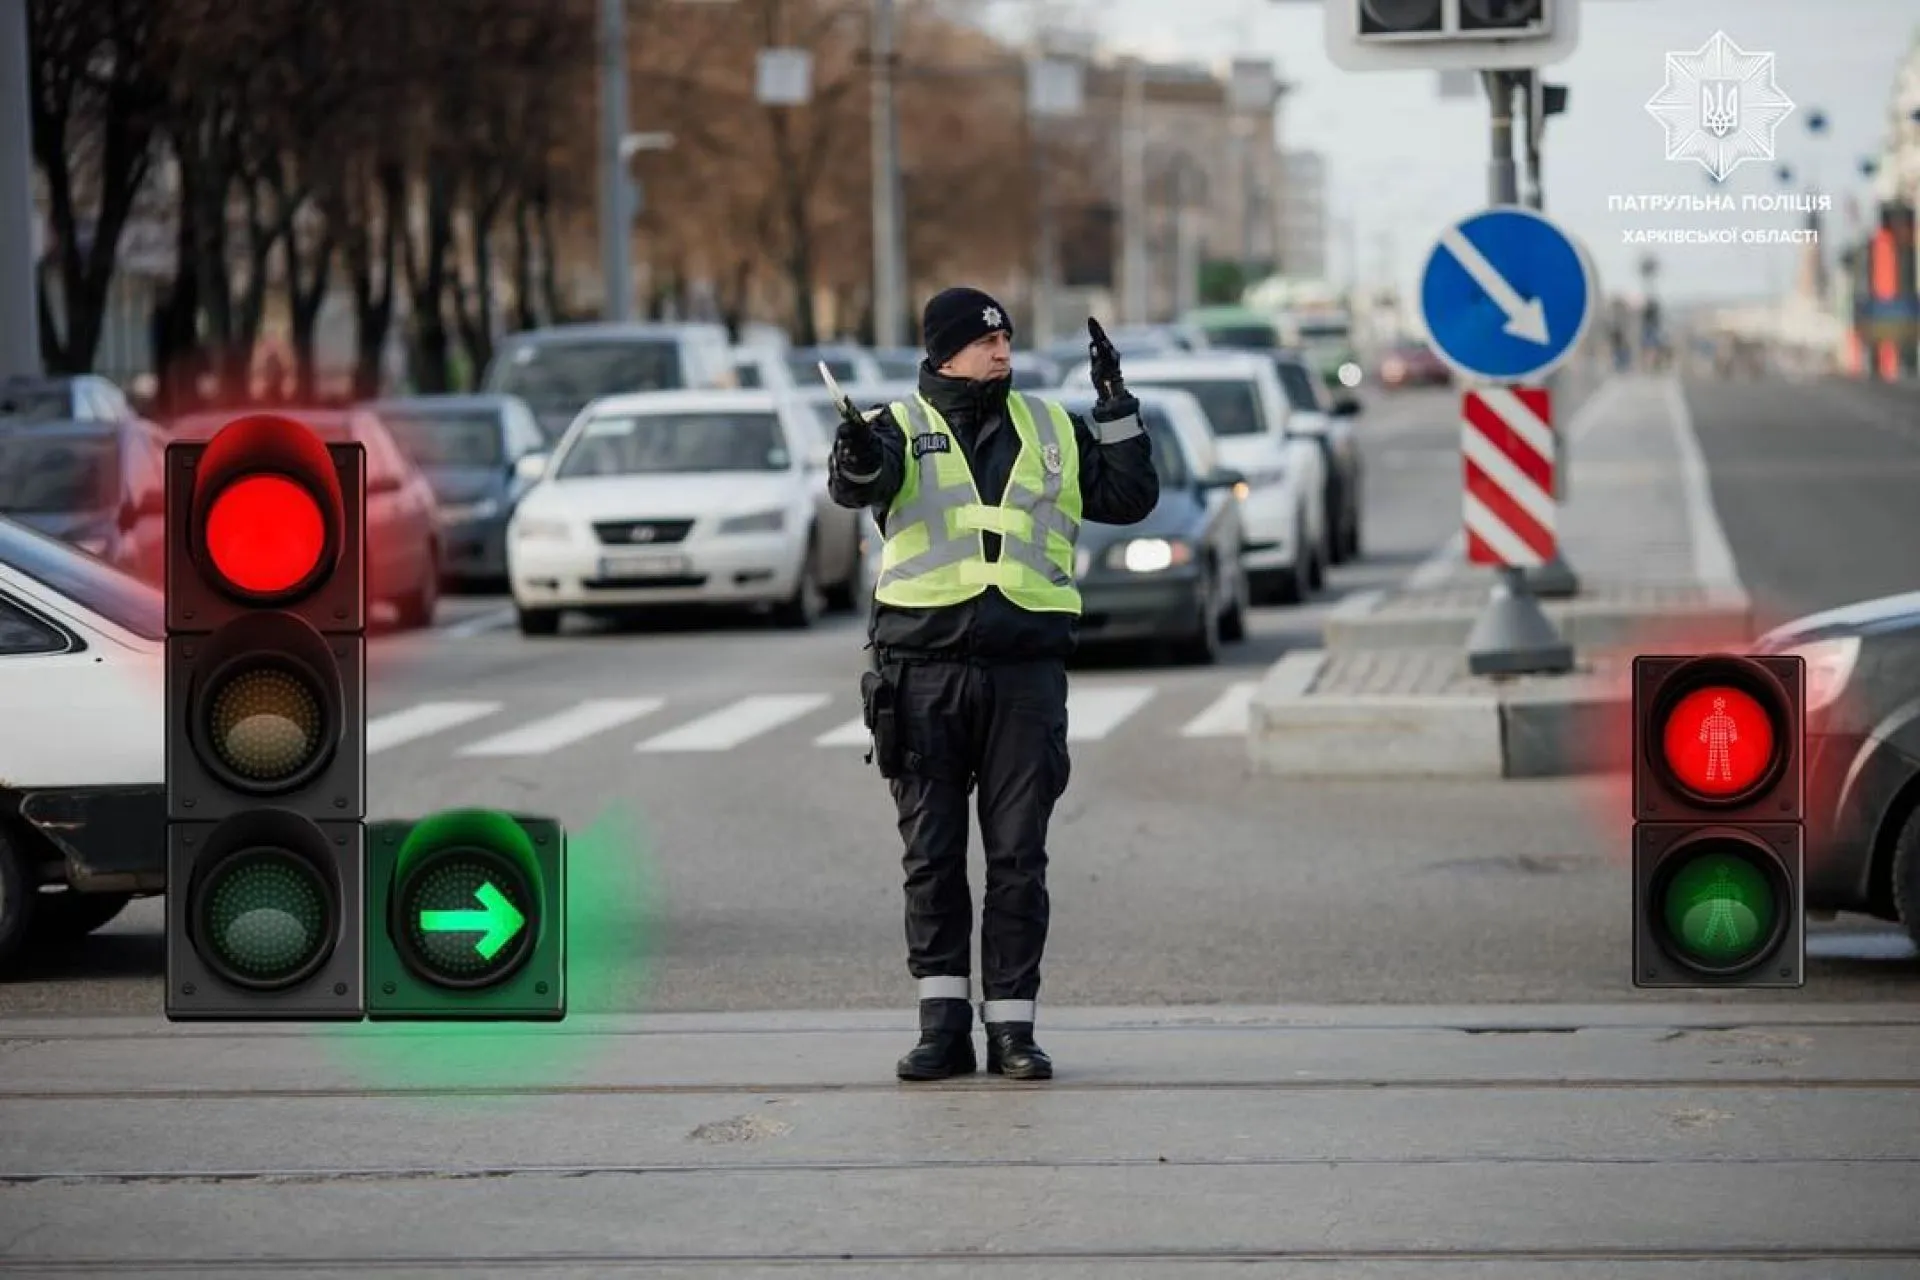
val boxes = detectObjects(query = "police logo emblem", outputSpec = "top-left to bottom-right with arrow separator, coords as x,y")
912,433 -> 951,458
1042,443 -> 1062,475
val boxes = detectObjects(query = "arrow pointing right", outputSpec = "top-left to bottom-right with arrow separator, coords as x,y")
1440,225 -> 1551,345
420,880 -> 527,961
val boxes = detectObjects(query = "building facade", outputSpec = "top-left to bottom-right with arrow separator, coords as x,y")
1277,150 -> 1327,280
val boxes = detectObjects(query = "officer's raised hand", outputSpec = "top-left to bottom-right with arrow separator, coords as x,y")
833,403 -> 887,478
1087,317 -> 1139,429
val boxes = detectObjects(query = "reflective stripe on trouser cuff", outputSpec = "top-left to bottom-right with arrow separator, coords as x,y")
1092,411 -> 1143,443
982,999 -> 1036,1023
918,976 -> 971,1000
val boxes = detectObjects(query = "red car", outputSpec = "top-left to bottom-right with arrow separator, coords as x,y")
1378,342 -> 1451,388
165,407 -> 442,628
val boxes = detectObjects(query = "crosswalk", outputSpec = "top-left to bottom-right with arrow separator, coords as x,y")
365,680 -> 1259,761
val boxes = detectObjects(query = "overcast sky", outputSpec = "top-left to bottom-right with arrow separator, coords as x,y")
981,0 -> 1918,305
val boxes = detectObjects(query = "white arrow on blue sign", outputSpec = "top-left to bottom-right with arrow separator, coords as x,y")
1418,206 -> 1596,384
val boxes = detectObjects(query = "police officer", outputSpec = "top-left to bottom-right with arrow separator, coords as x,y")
828,287 -> 1159,1081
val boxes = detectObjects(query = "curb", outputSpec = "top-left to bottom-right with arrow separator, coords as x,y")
1246,648 -> 1627,779
1320,584 -> 1753,652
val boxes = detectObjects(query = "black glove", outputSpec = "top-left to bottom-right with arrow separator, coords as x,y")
1087,317 -> 1138,422
834,407 -> 884,474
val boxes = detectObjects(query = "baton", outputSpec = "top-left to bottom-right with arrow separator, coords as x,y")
818,362 -> 861,423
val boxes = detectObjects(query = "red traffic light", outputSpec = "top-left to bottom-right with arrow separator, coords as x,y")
191,415 -> 344,603
205,475 -> 327,595
1659,683 -> 1775,799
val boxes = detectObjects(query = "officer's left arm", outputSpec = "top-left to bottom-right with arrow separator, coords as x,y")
1071,411 -> 1159,526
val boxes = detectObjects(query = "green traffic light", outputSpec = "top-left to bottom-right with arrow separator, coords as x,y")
420,879 -> 526,961
1662,849 -> 1776,968
194,848 -> 332,988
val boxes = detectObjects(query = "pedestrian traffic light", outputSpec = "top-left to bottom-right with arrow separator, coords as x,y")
1632,654 -> 1805,988
165,414 -> 367,1020
365,809 -> 566,1020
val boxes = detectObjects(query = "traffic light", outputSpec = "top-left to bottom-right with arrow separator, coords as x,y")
1357,0 -> 1546,40
366,809 -> 566,1020
1632,654 -> 1805,988
165,414 -> 367,1020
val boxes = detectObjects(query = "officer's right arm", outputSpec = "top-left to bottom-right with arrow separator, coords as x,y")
827,409 -> 907,509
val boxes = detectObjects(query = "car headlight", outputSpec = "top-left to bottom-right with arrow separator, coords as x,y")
511,516 -> 571,542
438,498 -> 501,524
1781,636 -> 1861,714
1107,538 -> 1194,573
1338,362 -> 1364,387
718,508 -> 785,535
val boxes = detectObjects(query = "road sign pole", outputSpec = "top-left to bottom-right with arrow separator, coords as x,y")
1518,67 -> 1581,600
1464,70 -> 1572,678
597,0 -> 632,323
0,0 -> 41,379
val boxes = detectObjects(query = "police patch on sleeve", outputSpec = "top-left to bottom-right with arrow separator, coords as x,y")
912,433 -> 951,458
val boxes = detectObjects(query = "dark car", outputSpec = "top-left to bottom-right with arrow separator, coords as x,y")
1050,388 -> 1248,664
363,394 -> 548,587
1378,341 -> 1451,388
0,373 -> 138,425
1751,594 -> 1920,947
0,418 -> 168,585
167,406 -> 443,628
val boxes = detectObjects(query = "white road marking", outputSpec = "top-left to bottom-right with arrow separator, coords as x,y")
637,693 -> 834,753
814,716 -> 871,747
1066,685 -> 1156,742
457,697 -> 664,757
1179,682 -> 1257,738
369,701 -> 501,754
1662,376 -> 1744,595
439,607 -> 516,638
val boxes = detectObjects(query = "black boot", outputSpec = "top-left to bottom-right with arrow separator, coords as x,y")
984,1022 -> 1052,1080
896,998 -> 977,1081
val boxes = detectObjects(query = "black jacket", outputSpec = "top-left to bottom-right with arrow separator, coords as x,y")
828,361 -> 1159,660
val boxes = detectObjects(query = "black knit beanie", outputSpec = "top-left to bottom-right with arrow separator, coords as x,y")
922,287 -> 1014,370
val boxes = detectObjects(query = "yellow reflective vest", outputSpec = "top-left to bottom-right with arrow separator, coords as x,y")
874,391 -> 1083,614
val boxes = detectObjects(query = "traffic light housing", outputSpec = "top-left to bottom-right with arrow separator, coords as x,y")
165,414 -> 367,1020
1632,654 -> 1805,988
366,810 -> 567,1021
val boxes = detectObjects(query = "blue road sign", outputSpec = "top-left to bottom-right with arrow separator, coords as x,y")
1418,206 -> 1596,384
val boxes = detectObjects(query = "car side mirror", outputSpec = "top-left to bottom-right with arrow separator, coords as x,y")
1331,397 -> 1362,417
514,452 -> 549,484
1199,467 -> 1246,491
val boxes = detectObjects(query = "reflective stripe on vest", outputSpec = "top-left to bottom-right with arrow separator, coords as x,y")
875,391 -> 1083,614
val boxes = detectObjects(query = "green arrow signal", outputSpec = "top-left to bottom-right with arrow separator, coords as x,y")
420,880 -> 526,960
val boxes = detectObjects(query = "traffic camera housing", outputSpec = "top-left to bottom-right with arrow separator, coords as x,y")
1632,654 -> 1805,988
165,414 -> 368,1021
366,810 -> 567,1021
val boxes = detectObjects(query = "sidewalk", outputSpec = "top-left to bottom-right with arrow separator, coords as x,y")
1,1003 -> 1917,1274
1249,375 -> 1751,778
1325,372 -> 1749,650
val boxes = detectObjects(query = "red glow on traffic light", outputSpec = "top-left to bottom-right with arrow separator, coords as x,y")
1660,683 -> 1775,798
205,475 -> 327,595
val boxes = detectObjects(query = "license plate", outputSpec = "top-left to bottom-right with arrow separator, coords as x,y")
598,553 -> 689,580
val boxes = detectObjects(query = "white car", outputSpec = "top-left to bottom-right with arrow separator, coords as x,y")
1067,352 -> 1327,603
0,516 -> 165,967
731,345 -> 799,391
507,390 -> 853,634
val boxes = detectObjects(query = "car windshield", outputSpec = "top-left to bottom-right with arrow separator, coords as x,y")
1295,321 -> 1351,346
872,353 -> 920,379
794,354 -> 858,383
0,514 -> 164,640
0,385 -> 70,424
1142,410 -> 1190,489
1205,324 -> 1278,349
555,411 -> 791,478
1273,361 -> 1324,411
378,409 -> 505,467
1136,379 -> 1265,437
733,360 -> 765,388
485,340 -> 683,427
0,431 -> 119,513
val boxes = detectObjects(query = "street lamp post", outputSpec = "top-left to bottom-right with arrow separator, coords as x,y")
0,0 -> 40,377
598,0 -> 632,323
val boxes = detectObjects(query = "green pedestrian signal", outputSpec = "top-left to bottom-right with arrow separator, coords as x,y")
1660,847 -> 1778,970
366,809 -> 566,1020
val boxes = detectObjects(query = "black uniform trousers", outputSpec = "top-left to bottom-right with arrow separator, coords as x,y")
872,653 -> 1071,1002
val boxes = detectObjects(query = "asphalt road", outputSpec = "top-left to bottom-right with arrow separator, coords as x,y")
6,378 -> 1918,1016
